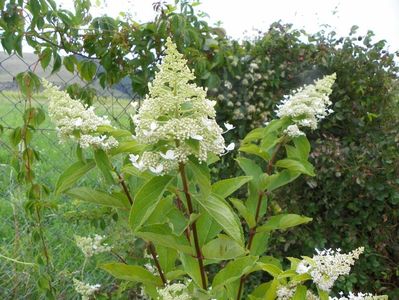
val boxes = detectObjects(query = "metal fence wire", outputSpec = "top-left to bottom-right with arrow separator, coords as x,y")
0,51 -> 140,299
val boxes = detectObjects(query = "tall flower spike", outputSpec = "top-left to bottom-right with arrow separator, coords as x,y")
276,73 -> 336,136
132,38 -> 225,175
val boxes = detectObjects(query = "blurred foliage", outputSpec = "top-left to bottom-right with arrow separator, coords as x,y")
1,0 -> 398,297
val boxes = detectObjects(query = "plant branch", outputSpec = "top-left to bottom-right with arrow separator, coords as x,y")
115,171 -> 133,205
148,242 -> 167,285
178,162 -> 207,289
175,191 -> 191,242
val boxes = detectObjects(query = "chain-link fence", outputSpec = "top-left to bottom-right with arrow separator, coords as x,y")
0,52 -> 139,299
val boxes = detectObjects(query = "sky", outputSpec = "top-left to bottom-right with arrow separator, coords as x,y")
64,0 -> 399,52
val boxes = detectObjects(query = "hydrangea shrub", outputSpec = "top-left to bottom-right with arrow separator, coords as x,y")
46,38 -> 387,300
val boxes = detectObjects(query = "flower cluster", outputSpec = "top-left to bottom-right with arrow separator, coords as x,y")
276,284 -> 296,300
73,278 -> 101,300
330,292 -> 383,300
131,38 -> 230,175
157,281 -> 191,300
44,80 -> 118,150
75,234 -> 112,258
296,247 -> 364,292
276,74 -> 336,136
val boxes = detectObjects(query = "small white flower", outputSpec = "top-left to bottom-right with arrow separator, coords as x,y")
296,261 -> 311,274
223,122 -> 235,132
133,160 -> 145,171
191,134 -> 204,141
129,154 -> 140,163
160,150 -> 176,160
284,124 -> 305,137
225,142 -> 235,152
150,122 -> 158,131
149,164 -> 164,174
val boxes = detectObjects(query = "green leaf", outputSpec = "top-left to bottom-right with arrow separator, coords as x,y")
40,48 -> 52,69
230,198 -> 256,228
196,212 -> 222,246
55,160 -> 95,194
129,175 -> 174,232
136,225 -> 193,255
239,144 -> 270,160
16,72 -> 41,95
202,235 -> 246,260
257,214 -> 312,233
264,279 -> 278,300
187,159 -> 211,197
261,170 -> 300,192
242,127 -> 266,143
212,256 -> 258,289
52,52 -> 62,74
258,262 -> 282,277
63,55 -> 77,73
293,135 -> 310,160
235,157 -> 264,215
94,149 -> 115,184
109,141 -> 146,156
292,285 -> 307,300
79,60 -> 97,81
180,253 -> 206,287
66,187 -> 130,209
156,245 -> 177,274
100,263 -> 162,286
211,176 -> 252,198
194,193 -> 243,245
275,159 -> 315,176
249,231 -> 270,256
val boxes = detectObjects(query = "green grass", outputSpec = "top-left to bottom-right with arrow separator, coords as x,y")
0,91 -> 134,299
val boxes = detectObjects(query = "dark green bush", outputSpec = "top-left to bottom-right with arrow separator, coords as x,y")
211,23 -> 399,296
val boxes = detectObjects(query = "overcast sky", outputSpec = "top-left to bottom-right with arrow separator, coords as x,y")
66,0 -> 399,51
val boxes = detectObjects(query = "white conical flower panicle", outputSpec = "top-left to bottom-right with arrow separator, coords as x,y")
296,247 -> 364,292
276,74 -> 336,131
132,38 -> 226,174
44,80 -> 118,150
